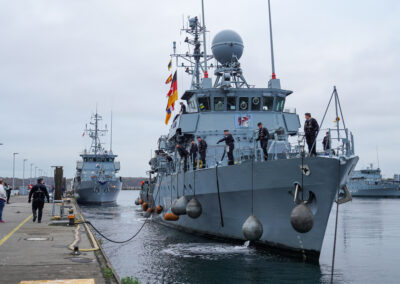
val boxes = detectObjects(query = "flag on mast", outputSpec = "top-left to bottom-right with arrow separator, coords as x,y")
168,59 -> 172,71
165,74 -> 173,84
165,71 -> 178,125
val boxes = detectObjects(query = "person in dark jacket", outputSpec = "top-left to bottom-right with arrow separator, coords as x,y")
197,137 -> 207,168
256,122 -> 270,161
304,113 -> 319,156
217,130 -> 235,165
179,102 -> 187,114
189,140 -> 198,170
322,132 -> 330,151
176,144 -> 189,172
4,183 -> 11,204
28,178 -> 50,223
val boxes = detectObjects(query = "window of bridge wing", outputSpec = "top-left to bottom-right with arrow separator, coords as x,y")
214,97 -> 225,111
198,96 -> 210,112
239,97 -> 249,111
227,97 -> 236,111
251,97 -> 261,111
275,96 -> 286,112
187,96 -> 198,113
262,96 -> 274,111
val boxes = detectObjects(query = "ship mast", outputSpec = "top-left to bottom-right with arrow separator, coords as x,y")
170,0 -> 213,90
85,108 -> 107,155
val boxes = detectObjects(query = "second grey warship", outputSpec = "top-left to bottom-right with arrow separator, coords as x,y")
140,2 -> 358,262
348,165 -> 400,197
73,111 -> 122,204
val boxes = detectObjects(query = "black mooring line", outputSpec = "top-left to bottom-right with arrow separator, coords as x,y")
215,164 -> 224,227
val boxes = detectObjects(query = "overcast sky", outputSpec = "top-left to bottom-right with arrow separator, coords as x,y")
0,0 -> 399,179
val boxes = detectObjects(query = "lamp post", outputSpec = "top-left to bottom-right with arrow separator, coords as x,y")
12,152 -> 19,191
35,166 -> 38,179
22,159 -> 27,190
30,163 -> 33,185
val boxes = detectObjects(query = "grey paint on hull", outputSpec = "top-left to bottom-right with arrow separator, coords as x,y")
148,156 -> 358,261
75,180 -> 122,204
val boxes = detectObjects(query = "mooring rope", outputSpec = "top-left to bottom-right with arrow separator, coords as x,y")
330,159 -> 341,283
215,164 -> 224,227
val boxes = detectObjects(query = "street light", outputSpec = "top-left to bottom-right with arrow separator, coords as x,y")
12,152 -> 19,191
22,159 -> 27,190
35,166 -> 38,179
30,163 -> 33,185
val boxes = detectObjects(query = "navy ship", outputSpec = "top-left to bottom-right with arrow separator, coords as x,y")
73,111 -> 122,204
139,1 -> 358,262
348,164 -> 400,197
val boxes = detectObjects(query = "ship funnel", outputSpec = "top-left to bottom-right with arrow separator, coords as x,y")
211,30 -> 244,65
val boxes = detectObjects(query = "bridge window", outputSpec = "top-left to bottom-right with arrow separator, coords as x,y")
263,96 -> 274,111
239,97 -> 249,111
227,97 -> 236,111
214,97 -> 225,111
251,97 -> 261,110
198,96 -> 210,112
275,97 -> 285,112
187,96 -> 198,113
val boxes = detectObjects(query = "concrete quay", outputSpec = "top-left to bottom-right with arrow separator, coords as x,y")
0,196 -> 119,284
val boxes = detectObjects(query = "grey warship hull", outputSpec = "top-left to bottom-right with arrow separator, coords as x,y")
348,185 -> 400,197
74,180 -> 122,204
146,155 -> 358,262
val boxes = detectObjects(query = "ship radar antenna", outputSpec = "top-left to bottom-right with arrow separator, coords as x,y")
268,0 -> 276,80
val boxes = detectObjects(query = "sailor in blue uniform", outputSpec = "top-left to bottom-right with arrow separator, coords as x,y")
217,130 -> 235,165
256,122 -> 269,161
304,113 -> 319,156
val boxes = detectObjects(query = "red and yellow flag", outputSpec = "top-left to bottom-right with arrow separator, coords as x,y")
165,74 -> 172,84
165,71 -> 178,125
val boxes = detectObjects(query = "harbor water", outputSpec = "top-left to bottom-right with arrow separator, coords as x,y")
80,191 -> 400,283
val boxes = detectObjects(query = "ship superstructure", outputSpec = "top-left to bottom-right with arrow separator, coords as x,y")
73,111 -> 122,204
140,1 -> 358,262
348,165 -> 400,197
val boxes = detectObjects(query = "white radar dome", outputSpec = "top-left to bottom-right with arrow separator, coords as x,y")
211,30 -> 244,65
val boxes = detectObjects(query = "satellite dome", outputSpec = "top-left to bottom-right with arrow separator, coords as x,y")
211,30 -> 244,65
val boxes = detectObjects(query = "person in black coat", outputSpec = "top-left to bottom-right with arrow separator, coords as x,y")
217,130 -> 235,165
322,132 -> 330,151
197,137 -> 207,168
176,144 -> 189,172
189,140 -> 198,170
4,183 -> 11,204
28,178 -> 50,223
256,122 -> 270,161
179,102 -> 187,114
304,113 -> 319,156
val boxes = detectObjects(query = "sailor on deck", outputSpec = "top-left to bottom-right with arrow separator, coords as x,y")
189,140 -> 198,170
217,130 -> 235,166
197,137 -> 207,169
304,113 -> 319,156
176,144 -> 189,172
256,122 -> 270,161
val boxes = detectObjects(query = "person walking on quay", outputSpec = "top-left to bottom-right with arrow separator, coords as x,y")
256,122 -> 270,161
189,139 -> 198,170
0,179 -> 7,223
304,113 -> 319,156
197,136 -> 207,168
28,178 -> 50,223
4,182 -> 11,204
217,130 -> 235,166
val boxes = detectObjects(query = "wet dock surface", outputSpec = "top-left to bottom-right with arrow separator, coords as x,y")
81,191 -> 400,283
0,196 -> 114,284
